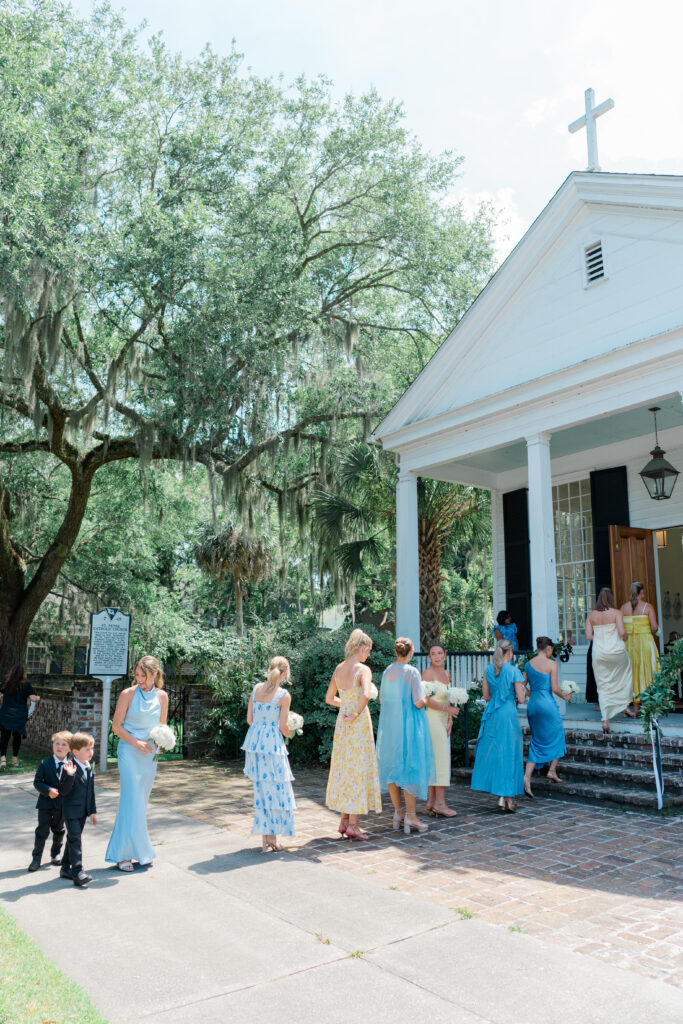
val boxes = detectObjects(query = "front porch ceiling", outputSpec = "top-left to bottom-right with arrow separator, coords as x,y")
420,395 -> 683,481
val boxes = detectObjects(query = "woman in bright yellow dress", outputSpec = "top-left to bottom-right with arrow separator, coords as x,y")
621,581 -> 660,704
325,629 -> 381,841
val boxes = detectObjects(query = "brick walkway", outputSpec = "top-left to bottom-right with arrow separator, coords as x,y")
97,761 -> 683,986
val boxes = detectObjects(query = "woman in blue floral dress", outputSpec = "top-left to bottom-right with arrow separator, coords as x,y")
242,656 -> 295,852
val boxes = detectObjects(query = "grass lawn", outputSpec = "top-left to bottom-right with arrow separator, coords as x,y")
0,743 -> 44,776
0,906 -> 109,1024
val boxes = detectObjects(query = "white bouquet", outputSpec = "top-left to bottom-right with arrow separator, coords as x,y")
422,681 -> 437,698
560,680 -> 579,697
287,711 -> 304,737
149,724 -> 176,761
446,686 -> 469,706
368,682 -> 379,700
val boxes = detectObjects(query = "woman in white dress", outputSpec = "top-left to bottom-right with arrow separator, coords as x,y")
585,588 -> 634,734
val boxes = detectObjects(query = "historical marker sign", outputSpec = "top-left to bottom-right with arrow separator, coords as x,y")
88,607 -> 131,678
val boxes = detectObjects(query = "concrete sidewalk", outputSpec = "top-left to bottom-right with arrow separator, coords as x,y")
1,774 -> 680,1024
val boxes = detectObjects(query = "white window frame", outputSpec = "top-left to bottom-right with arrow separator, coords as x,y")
553,477 -> 596,644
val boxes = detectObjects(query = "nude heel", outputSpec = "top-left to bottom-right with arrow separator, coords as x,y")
404,818 -> 428,835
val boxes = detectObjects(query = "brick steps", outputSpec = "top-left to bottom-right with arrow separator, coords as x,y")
461,726 -> 683,811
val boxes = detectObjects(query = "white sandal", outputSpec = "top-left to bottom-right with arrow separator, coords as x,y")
116,861 -> 134,872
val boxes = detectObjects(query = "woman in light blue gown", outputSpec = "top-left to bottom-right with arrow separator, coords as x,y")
105,656 -> 168,871
376,636 -> 434,835
242,656 -> 296,852
523,636 -> 571,798
470,639 -> 525,812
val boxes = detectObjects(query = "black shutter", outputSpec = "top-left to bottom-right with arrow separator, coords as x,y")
502,488 -> 531,650
590,466 -> 629,595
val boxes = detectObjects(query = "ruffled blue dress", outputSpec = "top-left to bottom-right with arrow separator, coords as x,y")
493,622 -> 518,651
376,664 -> 434,800
105,685 -> 160,865
525,662 -> 566,764
242,686 -> 296,836
470,662 -> 524,798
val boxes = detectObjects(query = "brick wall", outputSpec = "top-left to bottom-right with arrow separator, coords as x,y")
25,675 -> 111,761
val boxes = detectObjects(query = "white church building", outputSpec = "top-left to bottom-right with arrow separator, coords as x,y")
373,169 -> 683,692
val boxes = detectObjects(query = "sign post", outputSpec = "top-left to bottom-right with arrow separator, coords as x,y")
88,608 -> 131,772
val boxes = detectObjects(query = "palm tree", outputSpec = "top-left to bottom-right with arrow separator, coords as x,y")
195,525 -> 272,635
312,442 -> 489,647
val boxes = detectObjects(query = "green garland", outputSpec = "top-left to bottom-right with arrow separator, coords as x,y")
639,637 -> 682,735
517,641 -> 573,672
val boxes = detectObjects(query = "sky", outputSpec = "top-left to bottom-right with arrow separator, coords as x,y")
71,0 -> 683,260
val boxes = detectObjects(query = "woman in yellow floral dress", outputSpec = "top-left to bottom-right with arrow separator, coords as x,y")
325,629 -> 381,840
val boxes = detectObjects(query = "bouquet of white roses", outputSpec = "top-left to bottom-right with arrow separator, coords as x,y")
446,686 -> 469,706
148,724 -> 176,761
422,681 -> 437,698
368,682 -> 379,700
560,680 -> 579,697
287,711 -> 304,737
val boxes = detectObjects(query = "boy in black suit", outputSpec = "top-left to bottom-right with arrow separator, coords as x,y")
60,732 -> 97,887
28,730 -> 72,872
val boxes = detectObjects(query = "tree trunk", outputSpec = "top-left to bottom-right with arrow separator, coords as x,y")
234,574 -> 244,635
418,517 -> 443,650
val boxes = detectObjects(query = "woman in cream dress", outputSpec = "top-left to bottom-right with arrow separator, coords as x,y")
422,643 -> 459,817
585,588 -> 633,734
620,581 -> 660,705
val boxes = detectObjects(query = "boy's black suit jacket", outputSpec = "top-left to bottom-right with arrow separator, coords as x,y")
60,763 -> 97,818
33,757 -> 66,811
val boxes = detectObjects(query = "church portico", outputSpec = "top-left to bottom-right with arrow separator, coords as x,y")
374,171 -> 683,676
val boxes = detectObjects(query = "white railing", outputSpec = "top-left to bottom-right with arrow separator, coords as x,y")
413,650 -> 496,688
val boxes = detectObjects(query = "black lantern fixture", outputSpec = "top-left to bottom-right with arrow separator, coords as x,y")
639,407 -> 679,501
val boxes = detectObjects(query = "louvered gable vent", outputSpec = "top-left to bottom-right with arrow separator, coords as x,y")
584,241 -> 605,284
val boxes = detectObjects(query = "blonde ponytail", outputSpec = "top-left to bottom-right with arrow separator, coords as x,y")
630,581 -> 644,612
493,639 -> 513,676
263,655 -> 290,696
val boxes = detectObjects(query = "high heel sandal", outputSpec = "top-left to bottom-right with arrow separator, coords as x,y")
392,811 -> 405,830
546,772 -> 561,784
338,815 -> 350,838
523,780 -> 534,799
431,805 -> 457,817
261,836 -> 282,853
504,799 -> 518,814
345,824 -> 370,842
404,817 -> 429,835
601,720 -> 611,734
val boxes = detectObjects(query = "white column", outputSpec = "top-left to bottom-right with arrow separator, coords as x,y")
526,433 -> 560,643
395,468 -> 421,646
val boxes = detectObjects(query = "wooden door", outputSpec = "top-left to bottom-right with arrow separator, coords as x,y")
608,526 -> 658,610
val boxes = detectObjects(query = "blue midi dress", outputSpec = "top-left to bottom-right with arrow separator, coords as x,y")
525,662 -> 566,764
242,687 -> 296,836
470,662 -> 524,798
105,685 -> 161,865
376,664 -> 434,800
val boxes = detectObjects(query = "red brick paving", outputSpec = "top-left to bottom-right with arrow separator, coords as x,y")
98,761 -> 683,986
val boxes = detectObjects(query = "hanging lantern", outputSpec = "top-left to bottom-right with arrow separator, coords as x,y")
639,407 -> 679,501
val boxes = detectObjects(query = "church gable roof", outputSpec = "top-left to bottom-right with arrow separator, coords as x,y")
374,172 -> 683,446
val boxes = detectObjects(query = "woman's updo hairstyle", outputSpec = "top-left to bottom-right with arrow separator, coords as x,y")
344,628 -> 373,658
492,638 -> 514,676
395,636 -> 413,658
134,656 -> 164,688
630,581 -> 644,611
264,655 -> 290,696
536,636 -> 554,653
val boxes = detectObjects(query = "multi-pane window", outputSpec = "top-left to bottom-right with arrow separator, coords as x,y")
26,644 -> 47,674
553,479 -> 595,644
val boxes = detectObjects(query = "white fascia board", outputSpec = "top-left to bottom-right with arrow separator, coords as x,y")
373,172 -> 683,443
495,423 -> 683,494
382,324 -> 683,462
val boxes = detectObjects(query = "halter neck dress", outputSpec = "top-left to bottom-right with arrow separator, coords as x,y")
105,685 -> 161,865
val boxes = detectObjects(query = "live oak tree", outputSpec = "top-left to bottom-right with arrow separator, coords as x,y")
0,0 -> 494,674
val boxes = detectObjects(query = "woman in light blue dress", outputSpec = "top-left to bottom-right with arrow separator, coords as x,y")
493,610 -> 518,652
242,656 -> 296,852
471,639 -> 525,812
523,637 -> 571,798
106,656 -> 169,871
376,637 -> 434,835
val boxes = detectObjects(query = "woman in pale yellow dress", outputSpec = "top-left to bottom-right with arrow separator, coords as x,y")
585,588 -> 634,734
325,629 -> 381,841
620,581 -> 660,706
422,642 -> 459,817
